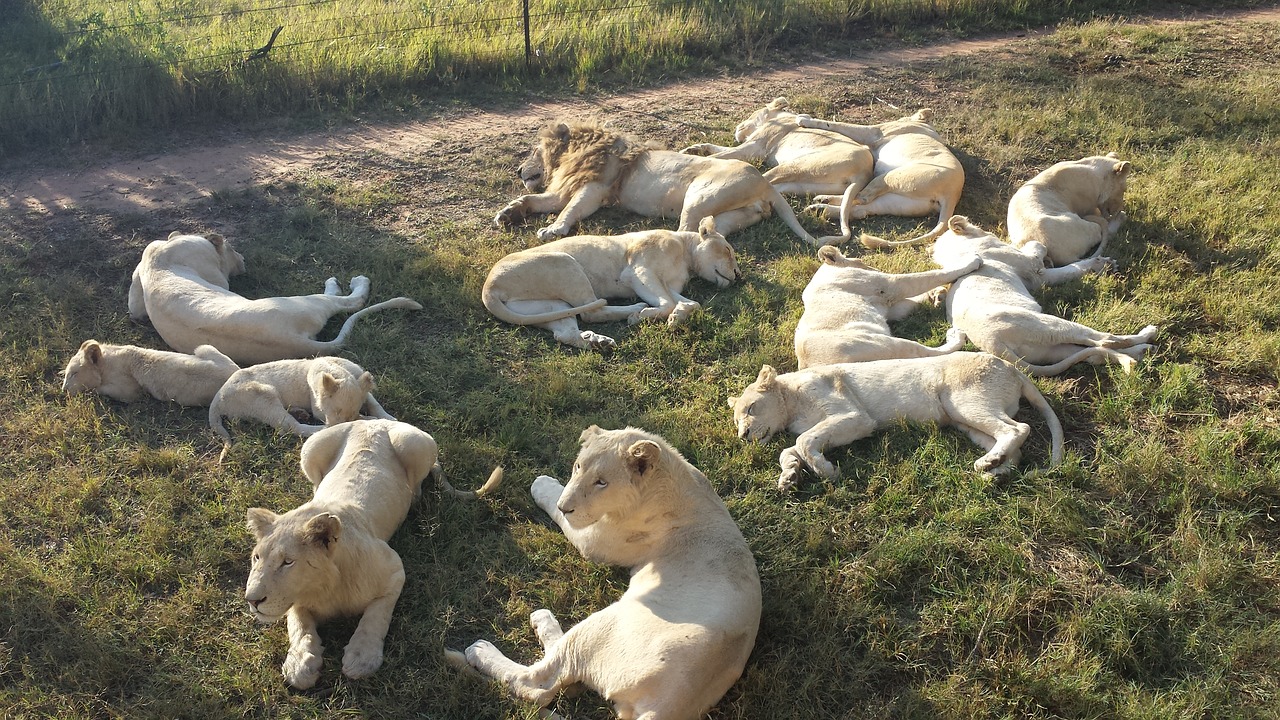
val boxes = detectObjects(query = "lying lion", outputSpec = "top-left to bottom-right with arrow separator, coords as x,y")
483,217 -> 741,351
795,245 -> 982,368
730,356 -> 1064,490
128,232 -> 421,365
245,419 -> 502,689
62,340 -> 238,406
797,109 -> 965,248
935,216 -> 1157,376
447,425 -> 761,720
495,120 -> 824,246
682,96 -> 875,198
1008,153 -> 1132,266
210,356 -> 393,462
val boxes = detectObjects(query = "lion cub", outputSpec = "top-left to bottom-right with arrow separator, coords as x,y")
245,419 -> 502,689
730,355 -> 1064,490
448,426 -> 761,720
62,340 -> 238,406
483,217 -> 741,351
1008,153 -> 1132,266
209,356 -> 392,462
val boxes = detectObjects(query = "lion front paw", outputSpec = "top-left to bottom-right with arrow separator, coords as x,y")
494,200 -> 527,228
342,638 -> 385,680
668,300 -> 701,326
579,330 -> 617,352
464,639 -> 504,672
807,455 -> 838,480
531,475 -> 565,514
794,113 -> 817,128
777,468 -> 801,492
282,649 -> 323,689
681,143 -> 714,156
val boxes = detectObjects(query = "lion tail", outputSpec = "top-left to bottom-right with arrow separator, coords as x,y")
1015,369 -> 1064,468
311,297 -> 423,354
208,397 -> 234,463
765,185 -> 823,248
859,196 -> 956,251
433,465 -> 504,501
481,285 -> 607,326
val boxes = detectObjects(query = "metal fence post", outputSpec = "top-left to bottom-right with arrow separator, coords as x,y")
523,0 -> 532,69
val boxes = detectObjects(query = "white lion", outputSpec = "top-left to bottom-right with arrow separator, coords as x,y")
245,419 -> 502,689
446,425 -> 761,720
209,356 -> 393,462
934,216 -> 1157,376
61,340 -> 238,406
128,232 -> 421,365
483,217 -> 741,351
797,109 -> 965,248
795,245 -> 982,368
681,96 -> 875,197
1008,153 -> 1132,266
495,120 -> 823,246
730,355 -> 1064,490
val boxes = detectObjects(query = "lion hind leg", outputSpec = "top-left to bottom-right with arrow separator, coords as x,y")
531,609 -> 565,650
462,639 -> 566,707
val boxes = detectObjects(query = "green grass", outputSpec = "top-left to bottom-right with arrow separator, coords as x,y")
3,13 -> 1280,720
2,0 -> 1270,155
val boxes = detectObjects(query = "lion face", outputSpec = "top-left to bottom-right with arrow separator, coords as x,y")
312,370 -> 374,425
728,366 -> 788,443
690,219 -> 741,288
519,142 -> 549,192
61,340 -> 105,395
555,426 -> 659,529
244,509 -> 341,623
734,97 -> 791,142
1096,153 -> 1131,217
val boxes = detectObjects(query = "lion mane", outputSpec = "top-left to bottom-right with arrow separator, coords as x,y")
538,121 -> 655,201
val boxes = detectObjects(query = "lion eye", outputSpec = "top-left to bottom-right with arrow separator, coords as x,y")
252,553 -> 260,562
593,478 -> 608,488
746,403 -> 756,416
281,559 -> 294,568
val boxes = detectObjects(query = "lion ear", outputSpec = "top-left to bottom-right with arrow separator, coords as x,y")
358,371 -> 375,394
1113,161 -> 1132,177
697,216 -> 718,238
579,424 -> 604,445
769,96 -> 789,110
553,122 -> 570,140
626,440 -> 661,476
206,233 -> 226,249
167,230 -> 182,240
80,339 -> 103,365
320,373 -> 340,393
303,512 -> 342,549
246,508 -> 279,540
756,365 -> 778,391
727,395 -> 738,409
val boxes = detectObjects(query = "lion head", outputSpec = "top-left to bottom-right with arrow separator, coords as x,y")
61,340 -> 107,395
518,121 -> 652,199
554,426 -> 694,529
158,232 -> 245,284
734,96 -> 792,142
311,368 -> 374,425
243,508 -> 342,623
1095,152 -> 1132,217
690,217 -> 742,288
728,365 -> 789,443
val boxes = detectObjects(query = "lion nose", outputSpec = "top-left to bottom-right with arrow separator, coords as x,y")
738,426 -> 749,440
557,503 -> 574,515
246,594 -> 266,611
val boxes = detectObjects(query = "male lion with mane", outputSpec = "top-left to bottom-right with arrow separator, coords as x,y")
495,120 -> 824,246
482,217 -> 741,351
245,419 -> 502,689
447,425 -> 761,720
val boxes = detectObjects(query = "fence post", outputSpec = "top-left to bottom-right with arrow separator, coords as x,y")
523,0 -> 532,69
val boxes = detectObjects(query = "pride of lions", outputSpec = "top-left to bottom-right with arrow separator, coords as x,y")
60,97 -> 1153,719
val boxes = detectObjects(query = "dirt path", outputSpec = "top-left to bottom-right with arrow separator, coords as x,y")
5,6 -> 1277,217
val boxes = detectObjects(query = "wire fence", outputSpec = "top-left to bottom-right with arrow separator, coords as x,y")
1,0 -> 1241,152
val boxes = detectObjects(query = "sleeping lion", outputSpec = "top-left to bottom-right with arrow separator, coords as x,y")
730,355 -> 1064,490
62,340 -> 238,406
447,426 -> 761,720
245,419 -> 502,689
495,120 -> 823,246
482,217 -> 741,350
128,231 -> 421,365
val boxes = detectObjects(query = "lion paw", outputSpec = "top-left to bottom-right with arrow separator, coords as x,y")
973,453 -> 1005,474
794,113 -> 816,127
777,469 -> 800,492
808,456 -> 838,480
349,276 -> 371,295
580,331 -> 616,352
668,301 -> 700,326
282,650 -> 322,689
681,143 -> 713,156
323,277 -> 341,295
530,609 -> 564,647
939,326 -> 966,352
464,639 -> 504,670
531,475 -> 565,513
342,639 -> 385,680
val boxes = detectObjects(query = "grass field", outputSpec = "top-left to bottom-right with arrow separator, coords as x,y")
2,0 -> 1269,155
2,11 -> 1280,720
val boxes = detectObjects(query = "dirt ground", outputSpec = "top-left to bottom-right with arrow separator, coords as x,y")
3,6 -> 1276,218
